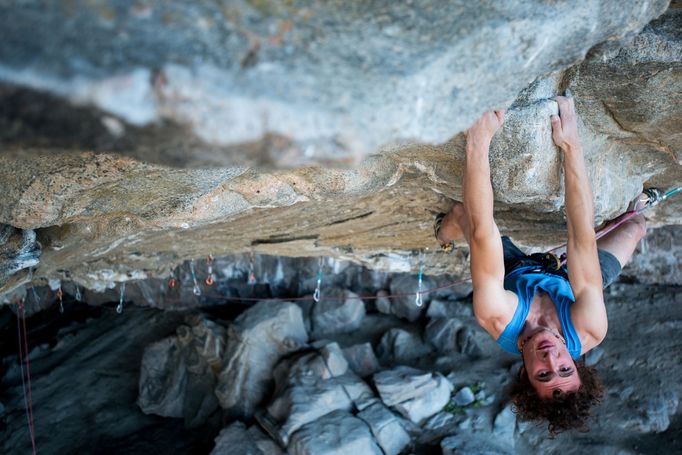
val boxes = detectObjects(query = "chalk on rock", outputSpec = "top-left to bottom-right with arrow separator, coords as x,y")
288,410 -> 383,455
374,366 -> 453,424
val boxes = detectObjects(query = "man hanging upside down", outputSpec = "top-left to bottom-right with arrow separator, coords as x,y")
435,96 -> 648,434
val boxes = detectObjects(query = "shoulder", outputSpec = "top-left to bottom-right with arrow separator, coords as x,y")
475,289 -> 519,340
570,285 -> 608,354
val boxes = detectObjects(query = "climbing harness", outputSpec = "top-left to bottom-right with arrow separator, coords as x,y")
15,298 -> 37,455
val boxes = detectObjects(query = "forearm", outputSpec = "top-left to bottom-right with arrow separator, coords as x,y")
464,140 -> 496,239
563,145 -> 596,246
564,145 -> 602,288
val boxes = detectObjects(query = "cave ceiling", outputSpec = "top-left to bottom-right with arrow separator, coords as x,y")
0,0 -> 680,295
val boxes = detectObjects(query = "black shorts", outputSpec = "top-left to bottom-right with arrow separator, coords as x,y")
501,236 -> 622,288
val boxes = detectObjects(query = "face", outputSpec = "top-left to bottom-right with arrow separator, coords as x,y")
521,330 -> 581,399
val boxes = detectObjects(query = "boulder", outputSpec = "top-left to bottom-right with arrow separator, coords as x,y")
215,301 -> 308,418
259,342 -> 375,446
137,337 -> 186,419
453,387 -> 475,407
493,405 -> 517,447
632,390 -> 679,433
357,402 -> 411,455
381,274 -> 431,322
373,366 -> 453,424
210,422 -> 283,455
622,226 -> 682,285
441,434 -> 512,455
342,342 -> 380,378
376,328 -> 433,365
137,315 -> 226,426
288,410 -> 382,455
311,288 -> 366,336
426,299 -> 473,319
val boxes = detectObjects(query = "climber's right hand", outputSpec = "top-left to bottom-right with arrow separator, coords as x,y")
551,96 -> 581,152
465,110 -> 505,149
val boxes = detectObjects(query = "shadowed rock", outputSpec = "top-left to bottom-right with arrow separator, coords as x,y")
215,300 -> 308,419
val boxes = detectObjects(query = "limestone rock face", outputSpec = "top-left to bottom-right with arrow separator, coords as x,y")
0,0 -> 669,167
215,300 -> 308,418
0,2 -> 680,300
564,6 -> 682,223
0,225 -> 40,294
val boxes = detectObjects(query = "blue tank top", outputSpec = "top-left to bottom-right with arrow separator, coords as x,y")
496,266 -> 582,360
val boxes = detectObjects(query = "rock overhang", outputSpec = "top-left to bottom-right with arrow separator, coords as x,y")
0,1 -> 680,297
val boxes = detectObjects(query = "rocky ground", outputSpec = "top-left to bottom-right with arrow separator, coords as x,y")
1,238 -> 681,454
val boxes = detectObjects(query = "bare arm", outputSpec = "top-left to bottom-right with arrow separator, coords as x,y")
551,97 -> 607,348
465,112 -> 517,337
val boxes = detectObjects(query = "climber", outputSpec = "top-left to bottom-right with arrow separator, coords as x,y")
435,97 -> 647,434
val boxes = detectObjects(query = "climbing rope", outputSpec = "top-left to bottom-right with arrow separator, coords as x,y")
16,299 -> 37,455
547,186 -> 681,265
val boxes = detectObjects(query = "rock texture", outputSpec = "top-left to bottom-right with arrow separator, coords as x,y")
0,2 -> 679,299
2,275 -> 682,454
215,300 -> 308,418
0,0 -> 670,167
137,315 -> 226,427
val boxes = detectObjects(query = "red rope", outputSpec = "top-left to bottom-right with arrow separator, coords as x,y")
16,300 -> 37,454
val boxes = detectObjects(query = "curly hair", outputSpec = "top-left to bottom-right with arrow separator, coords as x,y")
508,362 -> 605,435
